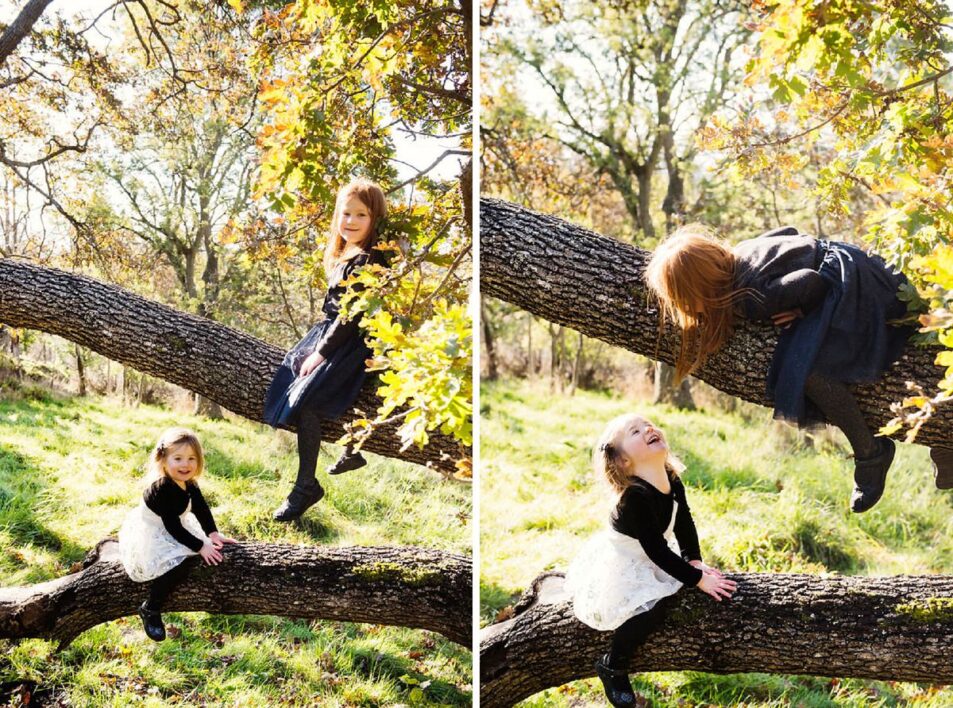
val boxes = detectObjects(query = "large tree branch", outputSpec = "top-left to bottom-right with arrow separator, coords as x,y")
480,571 -> 953,706
479,198 -> 951,448
0,540 -> 471,648
0,0 -> 52,67
0,258 -> 467,472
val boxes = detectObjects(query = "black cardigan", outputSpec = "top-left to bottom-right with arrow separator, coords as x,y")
144,477 -> 217,552
611,474 -> 704,586
732,226 -> 829,321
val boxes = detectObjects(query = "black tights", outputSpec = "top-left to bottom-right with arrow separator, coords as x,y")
295,407 -> 324,491
606,602 -> 667,669
145,560 -> 193,611
803,372 -> 879,460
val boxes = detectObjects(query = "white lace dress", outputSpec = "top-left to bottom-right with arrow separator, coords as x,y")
565,500 -> 685,631
118,499 -> 209,582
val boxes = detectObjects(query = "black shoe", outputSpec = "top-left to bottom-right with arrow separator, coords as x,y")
273,483 -> 325,522
328,449 -> 367,476
850,438 -> 895,513
138,601 -> 166,642
594,654 -> 637,707
931,447 -> 953,490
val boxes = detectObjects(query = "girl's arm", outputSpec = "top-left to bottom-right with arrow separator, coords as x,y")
760,268 -> 828,316
188,484 -> 218,536
145,481 -> 206,553
672,478 -> 702,562
617,489 -> 704,586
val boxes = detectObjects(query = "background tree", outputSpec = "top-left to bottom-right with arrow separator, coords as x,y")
482,0 -> 752,405
0,0 -> 473,457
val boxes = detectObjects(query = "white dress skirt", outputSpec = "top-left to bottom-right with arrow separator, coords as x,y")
118,500 -> 210,582
565,500 -> 685,631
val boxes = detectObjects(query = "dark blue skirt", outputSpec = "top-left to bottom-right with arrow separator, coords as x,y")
766,240 -> 915,427
262,319 -> 370,430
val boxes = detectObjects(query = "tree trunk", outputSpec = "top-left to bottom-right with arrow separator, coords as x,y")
481,297 -> 499,380
194,393 -> 224,419
479,198 -> 952,448
0,0 -> 52,67
525,312 -> 533,376
0,540 -> 471,649
118,365 -> 126,403
653,361 -> 695,409
480,571 -> 953,707
569,330 -> 584,396
74,343 -> 86,396
0,259 -> 466,472
548,322 -> 561,392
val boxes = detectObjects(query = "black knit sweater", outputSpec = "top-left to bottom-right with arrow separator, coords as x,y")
143,477 -> 217,552
610,474 -> 704,586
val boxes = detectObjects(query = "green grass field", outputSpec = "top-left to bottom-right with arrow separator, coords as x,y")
481,378 -> 953,707
0,383 -> 472,706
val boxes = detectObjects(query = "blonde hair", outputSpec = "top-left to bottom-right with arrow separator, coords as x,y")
323,178 -> 387,274
148,427 -> 205,481
594,413 -> 685,496
644,225 -> 755,382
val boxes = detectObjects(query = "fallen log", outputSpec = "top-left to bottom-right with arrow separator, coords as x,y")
0,540 -> 471,648
480,198 -> 951,448
0,258 -> 468,472
480,571 -> 953,706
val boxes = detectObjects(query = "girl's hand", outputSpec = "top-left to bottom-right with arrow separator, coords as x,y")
199,541 -> 223,566
299,352 -> 326,378
689,560 -> 724,578
771,308 -> 803,328
696,570 -> 737,601
208,531 -> 237,549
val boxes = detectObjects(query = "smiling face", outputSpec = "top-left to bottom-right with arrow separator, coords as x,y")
162,442 -> 200,484
616,415 -> 668,471
336,195 -> 374,247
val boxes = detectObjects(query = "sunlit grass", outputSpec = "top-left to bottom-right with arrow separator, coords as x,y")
481,377 -> 953,706
0,385 -> 471,706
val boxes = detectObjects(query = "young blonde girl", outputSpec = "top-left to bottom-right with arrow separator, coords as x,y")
262,178 -> 387,521
565,414 -> 735,707
118,427 -> 236,641
644,226 -> 933,513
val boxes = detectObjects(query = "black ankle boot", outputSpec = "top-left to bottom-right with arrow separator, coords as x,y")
594,654 -> 637,707
273,483 -> 325,522
328,449 -> 367,476
931,447 -> 953,490
138,601 -> 166,642
850,438 -> 895,513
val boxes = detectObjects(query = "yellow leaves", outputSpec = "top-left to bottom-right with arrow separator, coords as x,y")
914,245 -> 953,290
226,0 -> 244,13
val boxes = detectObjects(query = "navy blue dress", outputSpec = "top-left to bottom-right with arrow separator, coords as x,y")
733,227 -> 915,427
262,251 -> 377,429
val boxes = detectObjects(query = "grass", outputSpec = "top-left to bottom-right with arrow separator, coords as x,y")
480,377 -> 953,707
0,384 -> 471,706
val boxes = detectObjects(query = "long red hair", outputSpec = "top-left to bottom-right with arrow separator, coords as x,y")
323,178 -> 387,274
645,225 -> 756,381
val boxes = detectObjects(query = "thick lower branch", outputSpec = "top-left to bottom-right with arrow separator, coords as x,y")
0,541 -> 471,648
480,198 -> 951,448
0,258 -> 467,472
480,571 -> 953,707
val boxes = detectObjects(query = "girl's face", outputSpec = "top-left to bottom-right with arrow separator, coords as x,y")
163,443 -> 199,484
617,416 -> 668,471
337,195 -> 373,246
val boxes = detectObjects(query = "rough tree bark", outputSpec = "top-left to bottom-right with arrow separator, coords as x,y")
480,198 -> 952,448
481,572 -> 953,707
0,540 -> 471,648
0,259 -> 467,472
